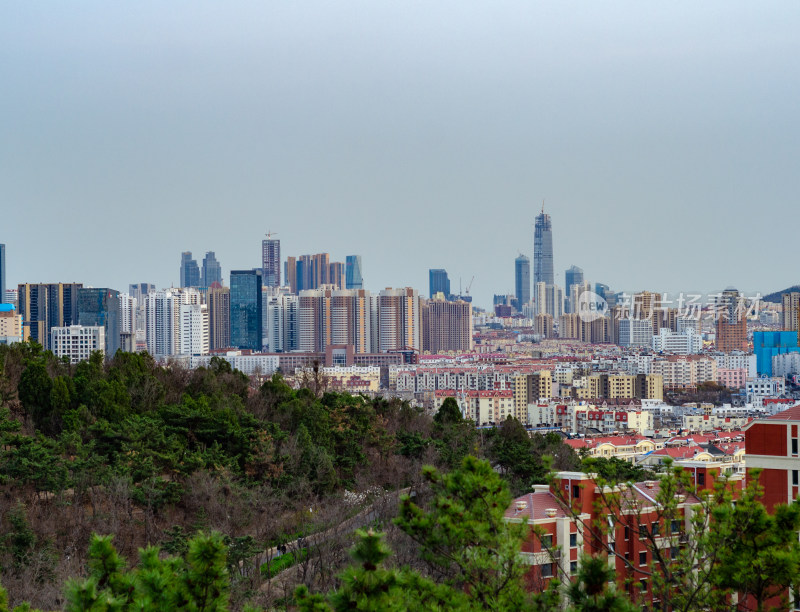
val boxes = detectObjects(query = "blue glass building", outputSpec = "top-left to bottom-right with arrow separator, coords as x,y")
753,331 -> 800,376
515,255 -> 531,309
346,255 -> 363,290
429,269 -> 450,299
180,252 -> 201,287
230,269 -> 263,350
78,287 -> 121,357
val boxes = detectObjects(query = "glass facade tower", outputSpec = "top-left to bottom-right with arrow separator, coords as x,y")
429,269 -> 450,299
514,255 -> 531,308
78,287 -> 121,357
533,209 -> 554,287
346,255 -> 363,290
230,269 -> 263,350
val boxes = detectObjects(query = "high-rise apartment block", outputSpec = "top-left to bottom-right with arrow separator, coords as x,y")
298,288 -> 373,353
329,262 -> 346,291
782,292 -> 800,343
428,269 -> 450,300
180,252 -> 200,288
262,235 -> 281,288
514,255 -> 531,310
618,318 -> 654,348
346,255 -> 363,290
78,287 -> 121,358
533,207 -> 554,286
145,288 -> 204,358
376,288 -> 421,352
715,288 -> 748,353
201,252 -> 222,287
207,285 -> 231,350
17,283 -> 83,349
179,303 -> 209,356
230,269 -> 263,351
535,282 -> 563,319
421,297 -> 473,353
286,253 -> 347,293
51,325 -> 105,363
266,293 -> 298,352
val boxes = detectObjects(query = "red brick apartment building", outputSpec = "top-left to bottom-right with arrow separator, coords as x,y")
505,465 -> 741,607
506,405 -> 800,608
745,403 -> 800,511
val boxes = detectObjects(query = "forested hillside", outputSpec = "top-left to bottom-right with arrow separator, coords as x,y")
0,342 -> 577,609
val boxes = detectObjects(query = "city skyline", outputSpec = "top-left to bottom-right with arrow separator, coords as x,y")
2,3 -> 799,307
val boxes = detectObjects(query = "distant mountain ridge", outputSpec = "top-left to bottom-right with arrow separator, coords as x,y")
762,285 -> 800,303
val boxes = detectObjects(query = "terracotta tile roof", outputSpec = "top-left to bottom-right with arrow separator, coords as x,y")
505,491 -> 569,521
766,403 -> 800,420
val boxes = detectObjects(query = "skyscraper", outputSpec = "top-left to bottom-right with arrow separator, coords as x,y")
514,255 -> 531,310
180,252 -> 200,288
17,283 -> 83,349
0,244 -> 5,304
346,255 -> 363,290
262,233 -> 281,288
564,265 -> 584,313
230,269 -> 263,351
286,253 -> 332,293
201,252 -> 222,287
533,205 -> 554,287
207,285 -> 231,350
429,269 -> 450,299
78,287 -> 121,358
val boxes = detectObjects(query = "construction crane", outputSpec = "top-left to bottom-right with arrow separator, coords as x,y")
465,276 -> 475,296
265,230 -> 278,240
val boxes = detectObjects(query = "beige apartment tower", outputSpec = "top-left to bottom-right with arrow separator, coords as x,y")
421,297 -> 473,353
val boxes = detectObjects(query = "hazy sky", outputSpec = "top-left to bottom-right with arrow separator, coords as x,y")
2,2 -> 798,308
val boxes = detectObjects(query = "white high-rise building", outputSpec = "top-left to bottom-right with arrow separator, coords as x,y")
179,303 -> 209,356
146,288 -> 205,358
618,318 -> 653,348
266,293 -> 298,353
119,293 -> 137,334
535,282 -> 564,319
652,328 -> 702,355
51,325 -> 105,363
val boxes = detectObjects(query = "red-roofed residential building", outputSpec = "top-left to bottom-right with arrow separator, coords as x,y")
506,470 -> 732,606
745,403 -> 800,511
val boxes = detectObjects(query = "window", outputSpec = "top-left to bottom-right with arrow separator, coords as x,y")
624,525 -> 630,541
794,471 -> 799,487
640,578 -> 648,593
670,546 -> 678,560
570,561 -> 578,575
651,521 -> 659,537
638,524 -> 647,540
573,484 -> 581,499
698,472 -> 705,486
570,533 -> 578,548
793,438 -> 799,456
671,519 -> 681,534
540,534 -> 553,548
541,563 -> 553,578
639,551 -> 647,566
